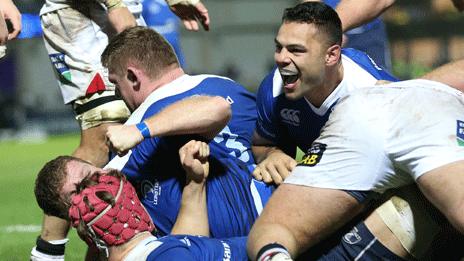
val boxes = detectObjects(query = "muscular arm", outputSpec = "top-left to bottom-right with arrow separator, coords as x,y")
417,160 -> 464,234
335,0 -> 395,31
247,184 -> 364,259
107,95 -> 231,156
171,140 -> 210,236
420,59 -> 464,92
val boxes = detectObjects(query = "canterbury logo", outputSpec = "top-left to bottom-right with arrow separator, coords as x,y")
280,109 -> 300,126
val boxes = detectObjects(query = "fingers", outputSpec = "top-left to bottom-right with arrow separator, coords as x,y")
195,2 -> 209,31
179,140 -> 209,163
252,166 -> 263,181
6,16 -> 21,40
254,156 -> 296,185
172,3 -> 209,31
182,19 -> 199,31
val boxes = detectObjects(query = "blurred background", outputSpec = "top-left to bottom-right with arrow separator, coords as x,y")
0,0 -> 463,139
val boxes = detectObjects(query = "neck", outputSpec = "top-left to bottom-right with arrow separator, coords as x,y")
136,66 -> 185,107
148,66 -> 185,93
304,62 -> 344,107
108,231 -> 153,261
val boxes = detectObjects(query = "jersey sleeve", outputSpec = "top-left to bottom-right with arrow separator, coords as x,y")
255,69 -> 281,144
342,48 -> 398,82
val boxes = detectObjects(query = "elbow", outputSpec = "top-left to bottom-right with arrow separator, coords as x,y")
381,0 -> 396,9
213,96 -> 232,125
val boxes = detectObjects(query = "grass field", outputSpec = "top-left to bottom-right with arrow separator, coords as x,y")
0,134 -> 87,260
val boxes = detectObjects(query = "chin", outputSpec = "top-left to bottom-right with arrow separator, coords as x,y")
284,91 -> 302,101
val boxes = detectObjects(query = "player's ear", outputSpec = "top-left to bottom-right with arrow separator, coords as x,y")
126,67 -> 140,91
325,44 -> 341,66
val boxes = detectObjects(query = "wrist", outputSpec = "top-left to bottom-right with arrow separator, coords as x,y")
31,236 -> 68,260
136,121 -> 151,139
257,243 -> 292,261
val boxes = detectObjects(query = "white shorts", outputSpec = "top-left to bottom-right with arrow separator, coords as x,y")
41,2 -> 145,129
286,79 -> 464,193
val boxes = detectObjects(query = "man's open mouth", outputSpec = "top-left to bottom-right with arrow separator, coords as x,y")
280,70 -> 299,85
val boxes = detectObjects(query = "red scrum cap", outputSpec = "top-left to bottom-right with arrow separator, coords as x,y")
69,173 -> 154,255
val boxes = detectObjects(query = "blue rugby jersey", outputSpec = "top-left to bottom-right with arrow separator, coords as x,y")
125,235 -> 247,261
106,74 -> 272,238
256,48 -> 397,154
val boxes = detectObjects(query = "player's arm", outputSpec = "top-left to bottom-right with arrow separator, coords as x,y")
97,0 -> 137,33
106,95 -> 231,156
166,0 -> 210,31
0,0 -> 21,42
171,140 -> 210,236
247,184 -> 364,260
252,131 -> 297,185
416,161 -> 464,234
420,58 -> 464,92
335,0 -> 395,31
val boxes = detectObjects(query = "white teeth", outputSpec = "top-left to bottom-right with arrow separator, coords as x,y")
280,70 -> 298,76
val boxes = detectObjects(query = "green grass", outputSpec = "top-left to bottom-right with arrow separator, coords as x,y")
0,134 -> 87,260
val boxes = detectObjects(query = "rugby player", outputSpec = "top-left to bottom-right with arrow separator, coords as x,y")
250,2 -> 456,260
38,140 -> 249,260
248,75 -> 464,261
33,25 -> 273,259
33,0 -> 210,258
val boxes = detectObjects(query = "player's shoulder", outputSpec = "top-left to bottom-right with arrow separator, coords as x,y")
342,48 -> 397,81
257,67 -> 284,99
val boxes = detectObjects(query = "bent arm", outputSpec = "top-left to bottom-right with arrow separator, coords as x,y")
106,95 -> 231,156
145,95 -> 231,139
336,0 -> 396,31
171,140 -> 210,236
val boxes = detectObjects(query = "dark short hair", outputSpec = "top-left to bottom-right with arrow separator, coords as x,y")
101,26 -> 179,79
34,156 -> 86,219
282,2 -> 342,47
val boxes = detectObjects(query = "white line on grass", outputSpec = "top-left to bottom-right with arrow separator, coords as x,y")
0,224 -> 41,233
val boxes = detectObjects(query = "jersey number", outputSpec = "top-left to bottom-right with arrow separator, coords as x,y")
214,126 -> 250,163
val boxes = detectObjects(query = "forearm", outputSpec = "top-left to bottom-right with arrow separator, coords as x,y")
252,145 -> 280,164
171,181 -> 209,236
145,96 -> 231,140
420,59 -> 464,92
336,0 -> 395,31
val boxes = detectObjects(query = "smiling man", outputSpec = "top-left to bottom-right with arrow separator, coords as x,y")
252,1 -> 396,185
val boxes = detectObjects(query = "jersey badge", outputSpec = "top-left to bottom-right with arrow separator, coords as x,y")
280,108 -> 300,126
343,227 -> 362,245
49,53 -> 71,82
141,179 -> 161,205
298,142 -> 326,167
457,120 -> 464,146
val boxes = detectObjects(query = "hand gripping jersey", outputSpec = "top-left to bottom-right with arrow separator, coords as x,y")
255,48 -> 397,156
106,74 -> 273,237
